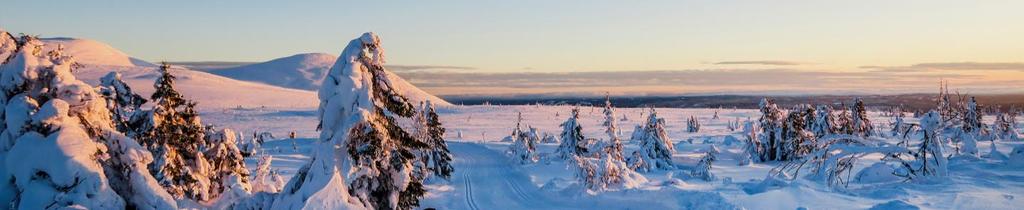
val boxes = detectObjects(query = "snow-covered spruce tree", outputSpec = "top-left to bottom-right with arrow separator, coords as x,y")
274,33 -> 429,210
851,99 -> 873,137
834,105 -> 854,135
133,63 -> 215,201
97,72 -> 147,134
913,111 -> 949,177
958,97 -> 987,156
204,126 -> 251,198
508,112 -> 537,164
687,116 -> 701,133
690,146 -> 719,181
810,105 -> 835,137
419,100 -> 453,180
0,36 -> 176,209
780,105 -> 817,160
556,107 -> 588,159
755,98 -> 786,162
630,107 -> 675,171
993,112 -> 1020,141
602,95 -> 624,160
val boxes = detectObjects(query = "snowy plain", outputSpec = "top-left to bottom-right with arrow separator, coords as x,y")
216,105 -> 1024,210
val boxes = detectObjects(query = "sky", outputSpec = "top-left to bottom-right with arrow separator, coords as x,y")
2,0 -> 1023,95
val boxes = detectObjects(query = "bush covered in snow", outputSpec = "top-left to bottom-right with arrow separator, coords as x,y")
0,34 -> 176,209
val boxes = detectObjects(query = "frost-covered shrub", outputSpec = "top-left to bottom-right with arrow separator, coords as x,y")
686,116 -> 701,133
205,127 -> 251,198
251,154 -> 283,193
992,112 -> 1019,141
507,112 -> 537,164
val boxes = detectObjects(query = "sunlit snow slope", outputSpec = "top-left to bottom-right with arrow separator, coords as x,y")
209,53 -> 452,106
39,37 -> 318,109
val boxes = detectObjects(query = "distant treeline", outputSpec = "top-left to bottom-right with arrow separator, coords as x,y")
444,93 -> 1024,112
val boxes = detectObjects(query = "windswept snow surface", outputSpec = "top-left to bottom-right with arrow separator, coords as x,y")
227,105 -> 1024,209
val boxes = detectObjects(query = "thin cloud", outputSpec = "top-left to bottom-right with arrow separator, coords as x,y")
385,65 -> 477,72
910,62 -> 1024,71
714,60 -> 805,66
862,62 -> 1024,72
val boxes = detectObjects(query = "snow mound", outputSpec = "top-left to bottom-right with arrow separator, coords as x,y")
209,53 -> 451,106
41,37 -> 151,67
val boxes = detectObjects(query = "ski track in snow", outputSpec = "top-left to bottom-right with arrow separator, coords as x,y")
451,143 -> 579,210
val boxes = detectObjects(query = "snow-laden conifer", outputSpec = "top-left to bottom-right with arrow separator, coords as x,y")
508,112 -> 537,163
630,107 -> 675,171
274,33 -> 430,210
556,107 -> 588,159
0,36 -> 176,209
811,105 -> 835,137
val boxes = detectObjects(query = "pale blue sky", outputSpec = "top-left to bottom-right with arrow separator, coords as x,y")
2,0 -> 1022,73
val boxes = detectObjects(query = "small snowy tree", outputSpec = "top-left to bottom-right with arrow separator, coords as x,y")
204,127 -> 251,198
602,95 -> 624,160
691,146 -> 719,181
132,63 -> 215,201
419,100 -> 453,180
507,112 -> 537,163
630,107 -> 675,171
914,111 -> 949,177
754,98 -> 787,161
97,72 -> 147,134
556,107 -> 588,159
251,154 -> 282,193
810,105 -> 836,137
851,99 -> 873,137
781,105 -> 816,160
993,112 -> 1020,141
686,116 -> 701,133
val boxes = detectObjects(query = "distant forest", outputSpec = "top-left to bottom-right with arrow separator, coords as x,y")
445,93 -> 1024,113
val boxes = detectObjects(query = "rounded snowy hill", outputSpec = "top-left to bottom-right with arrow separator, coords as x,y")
27,36 -> 318,109
210,53 -> 335,91
41,37 -> 152,67
209,53 -> 452,106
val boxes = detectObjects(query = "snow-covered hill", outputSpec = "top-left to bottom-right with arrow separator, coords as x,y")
209,53 -> 452,106
41,37 -> 152,67
28,36 -> 319,109
75,66 -> 319,109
